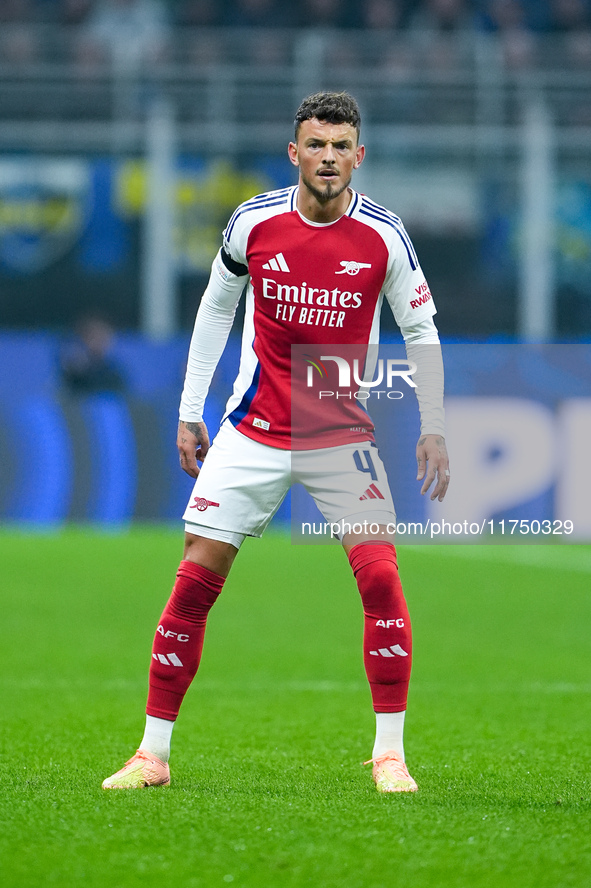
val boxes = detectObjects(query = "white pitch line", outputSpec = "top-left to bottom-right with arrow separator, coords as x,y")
404,544 -> 591,573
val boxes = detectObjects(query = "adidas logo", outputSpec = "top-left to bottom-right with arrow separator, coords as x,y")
153,652 -> 183,667
262,252 -> 290,272
359,483 -> 384,501
369,645 -> 408,658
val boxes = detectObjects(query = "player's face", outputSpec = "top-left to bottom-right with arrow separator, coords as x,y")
288,119 -> 365,206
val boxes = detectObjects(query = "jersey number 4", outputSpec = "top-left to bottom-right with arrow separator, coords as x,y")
353,449 -> 378,481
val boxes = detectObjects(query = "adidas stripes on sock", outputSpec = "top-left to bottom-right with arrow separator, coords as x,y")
348,543 -> 412,713
146,560 -> 224,722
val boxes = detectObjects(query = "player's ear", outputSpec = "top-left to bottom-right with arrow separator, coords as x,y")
288,141 -> 299,167
354,144 -> 365,169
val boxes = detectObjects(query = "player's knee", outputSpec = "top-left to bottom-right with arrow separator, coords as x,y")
183,532 -> 238,578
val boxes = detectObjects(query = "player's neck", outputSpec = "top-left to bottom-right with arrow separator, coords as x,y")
296,185 -> 353,224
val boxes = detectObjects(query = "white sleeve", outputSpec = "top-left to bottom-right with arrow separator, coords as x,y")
179,249 -> 248,423
399,314 -> 440,344
383,228 -> 437,329
400,315 -> 445,437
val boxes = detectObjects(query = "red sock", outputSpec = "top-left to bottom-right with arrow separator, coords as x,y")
348,543 -> 412,713
146,560 -> 224,720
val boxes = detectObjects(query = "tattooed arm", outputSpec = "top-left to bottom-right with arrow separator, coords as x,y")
177,420 -> 210,479
177,249 -> 248,478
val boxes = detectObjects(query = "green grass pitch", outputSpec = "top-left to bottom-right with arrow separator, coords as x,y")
1,528 -> 590,888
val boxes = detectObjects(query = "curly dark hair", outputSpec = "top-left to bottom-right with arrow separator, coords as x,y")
294,91 -> 361,140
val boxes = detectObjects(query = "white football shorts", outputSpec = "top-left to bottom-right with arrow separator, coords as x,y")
183,420 -> 396,543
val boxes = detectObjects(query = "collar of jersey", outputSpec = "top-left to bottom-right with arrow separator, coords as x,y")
294,187 -> 358,227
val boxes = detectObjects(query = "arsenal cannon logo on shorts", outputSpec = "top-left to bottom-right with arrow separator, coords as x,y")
189,497 -> 220,511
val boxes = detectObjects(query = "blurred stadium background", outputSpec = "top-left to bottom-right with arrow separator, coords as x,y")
1,0 -> 590,530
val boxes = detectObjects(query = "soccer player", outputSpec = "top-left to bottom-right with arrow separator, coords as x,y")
103,91 -> 449,793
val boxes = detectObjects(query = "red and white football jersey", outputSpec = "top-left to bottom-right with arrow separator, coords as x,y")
221,185 -> 436,449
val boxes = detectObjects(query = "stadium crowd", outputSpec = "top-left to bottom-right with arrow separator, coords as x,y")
1,0 -> 590,32
1,1 -> 590,73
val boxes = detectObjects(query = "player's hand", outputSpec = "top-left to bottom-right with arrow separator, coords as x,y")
416,434 -> 449,501
177,420 -> 210,478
